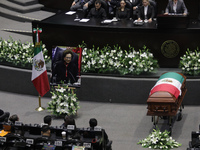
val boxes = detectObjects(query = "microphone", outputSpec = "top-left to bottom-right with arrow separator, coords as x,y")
69,71 -> 76,83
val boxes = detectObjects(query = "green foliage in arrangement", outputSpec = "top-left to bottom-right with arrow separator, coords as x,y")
0,37 -> 50,68
137,128 -> 181,150
47,83 -> 80,116
81,44 -> 159,75
179,48 -> 200,76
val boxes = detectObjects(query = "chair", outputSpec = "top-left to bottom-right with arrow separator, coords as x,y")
0,109 -> 10,122
149,0 -> 157,18
125,1 -> 133,19
72,47 -> 82,77
86,0 -> 109,18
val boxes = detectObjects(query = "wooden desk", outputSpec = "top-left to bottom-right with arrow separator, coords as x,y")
32,11 -> 200,67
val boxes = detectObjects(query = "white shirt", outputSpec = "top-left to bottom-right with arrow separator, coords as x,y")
173,2 -> 177,13
144,5 -> 148,16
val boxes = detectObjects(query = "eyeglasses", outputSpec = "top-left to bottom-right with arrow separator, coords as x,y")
65,57 -> 71,60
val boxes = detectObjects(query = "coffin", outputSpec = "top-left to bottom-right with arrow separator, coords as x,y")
147,72 -> 187,116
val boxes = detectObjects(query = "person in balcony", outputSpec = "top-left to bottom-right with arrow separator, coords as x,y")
164,0 -> 188,15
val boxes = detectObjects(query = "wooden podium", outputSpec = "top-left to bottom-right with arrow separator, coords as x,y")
157,14 -> 189,29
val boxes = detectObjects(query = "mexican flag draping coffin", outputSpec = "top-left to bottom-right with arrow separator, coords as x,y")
147,72 -> 187,116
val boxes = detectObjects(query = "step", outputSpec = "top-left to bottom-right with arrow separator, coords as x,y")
0,0 -> 43,13
0,5 -> 55,22
7,0 -> 39,6
0,6 -> 39,22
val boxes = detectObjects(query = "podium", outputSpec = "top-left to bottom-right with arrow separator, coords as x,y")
157,14 -> 189,29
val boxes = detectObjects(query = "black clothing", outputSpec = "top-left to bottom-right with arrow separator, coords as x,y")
87,7 -> 107,19
116,7 -> 130,19
130,0 -> 141,7
138,5 -> 155,20
53,60 -> 78,84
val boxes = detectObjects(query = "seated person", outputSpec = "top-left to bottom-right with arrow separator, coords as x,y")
87,0 -> 107,19
43,115 -> 52,126
164,0 -> 187,15
70,0 -> 94,11
52,47 -> 79,74
35,125 -> 56,150
9,114 -> 19,124
52,49 -> 78,84
61,115 -> 76,129
88,118 -> 109,144
129,0 -> 142,19
105,0 -> 121,15
41,125 -> 51,138
116,0 -> 130,20
137,0 -> 154,22
0,109 -> 10,122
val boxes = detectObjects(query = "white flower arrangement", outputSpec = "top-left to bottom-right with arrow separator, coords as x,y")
47,83 -> 80,116
137,128 -> 181,150
81,44 -> 159,75
179,48 -> 200,76
0,37 -> 50,68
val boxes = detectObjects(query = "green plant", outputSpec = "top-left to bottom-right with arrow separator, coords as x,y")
81,44 -> 159,75
179,48 -> 200,75
47,83 -> 80,116
137,128 -> 181,150
0,37 -> 50,68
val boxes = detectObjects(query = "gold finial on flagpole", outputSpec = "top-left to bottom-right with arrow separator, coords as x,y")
35,95 -> 45,111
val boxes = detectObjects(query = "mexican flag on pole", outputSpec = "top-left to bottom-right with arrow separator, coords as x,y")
150,72 -> 185,99
31,28 -> 50,97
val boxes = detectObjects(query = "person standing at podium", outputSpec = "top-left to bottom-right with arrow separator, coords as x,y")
137,0 -> 155,23
164,0 -> 188,15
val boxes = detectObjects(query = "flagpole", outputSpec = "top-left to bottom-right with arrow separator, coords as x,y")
35,95 -> 45,111
32,26 -> 50,111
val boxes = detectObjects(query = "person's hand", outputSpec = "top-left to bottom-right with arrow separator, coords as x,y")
84,3 -> 89,8
164,13 -> 168,15
148,18 -> 152,23
183,13 -> 187,16
133,6 -> 137,10
72,1 -> 76,6
137,18 -> 141,22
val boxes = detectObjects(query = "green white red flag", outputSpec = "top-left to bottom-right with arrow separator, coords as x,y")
150,72 -> 184,99
31,28 -> 50,97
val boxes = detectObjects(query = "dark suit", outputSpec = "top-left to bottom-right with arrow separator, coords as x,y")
53,60 -> 78,84
116,8 -> 130,19
70,0 -> 95,11
165,0 -> 188,14
128,0 -> 142,19
52,47 -> 64,69
138,5 -> 155,20
87,7 -> 107,19
130,0 -> 141,7
53,47 -> 78,70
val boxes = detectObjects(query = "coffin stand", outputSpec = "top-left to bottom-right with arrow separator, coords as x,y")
147,72 -> 187,134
